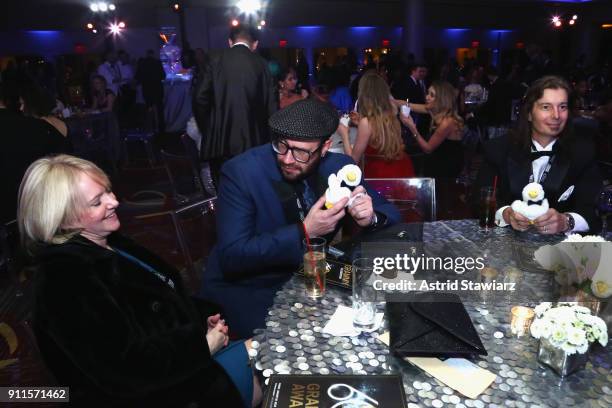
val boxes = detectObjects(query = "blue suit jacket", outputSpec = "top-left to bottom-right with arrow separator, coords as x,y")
198,144 -> 400,338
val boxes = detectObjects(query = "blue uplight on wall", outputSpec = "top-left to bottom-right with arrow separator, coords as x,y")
296,26 -> 324,30
25,30 -> 62,37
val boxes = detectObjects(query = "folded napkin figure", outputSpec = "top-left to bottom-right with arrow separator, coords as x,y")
387,292 -> 487,358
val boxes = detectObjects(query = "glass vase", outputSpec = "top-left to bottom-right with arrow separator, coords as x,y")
537,337 -> 589,377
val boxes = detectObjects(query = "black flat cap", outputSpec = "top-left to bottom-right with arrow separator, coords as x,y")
269,98 -> 339,141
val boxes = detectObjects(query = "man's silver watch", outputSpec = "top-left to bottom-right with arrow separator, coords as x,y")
564,213 -> 575,232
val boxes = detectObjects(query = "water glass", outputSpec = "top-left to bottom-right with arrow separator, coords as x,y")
303,237 -> 326,299
352,258 -> 377,330
597,186 -> 612,238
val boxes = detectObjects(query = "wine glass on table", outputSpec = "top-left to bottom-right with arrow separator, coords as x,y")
597,185 -> 612,238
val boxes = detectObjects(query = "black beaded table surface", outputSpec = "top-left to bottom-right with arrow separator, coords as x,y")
253,220 -> 612,408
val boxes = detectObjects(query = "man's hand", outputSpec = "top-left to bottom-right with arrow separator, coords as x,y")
347,186 -> 375,227
303,195 -> 348,237
533,209 -> 567,235
503,207 -> 531,232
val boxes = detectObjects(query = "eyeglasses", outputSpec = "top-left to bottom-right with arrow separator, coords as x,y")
271,140 -> 323,163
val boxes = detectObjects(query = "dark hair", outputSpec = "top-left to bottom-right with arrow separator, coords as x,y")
20,85 -> 56,117
410,62 -> 427,73
278,66 -> 297,83
229,24 -> 258,44
510,75 -> 574,151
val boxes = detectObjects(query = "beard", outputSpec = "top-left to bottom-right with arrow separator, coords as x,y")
278,155 -> 321,182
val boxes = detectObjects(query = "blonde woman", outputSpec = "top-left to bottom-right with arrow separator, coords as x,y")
338,71 -> 414,178
401,80 -> 464,178
18,155 -> 261,407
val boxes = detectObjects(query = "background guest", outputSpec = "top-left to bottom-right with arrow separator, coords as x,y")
90,74 -> 115,112
0,83 -> 68,223
338,71 -> 415,178
135,49 -> 166,132
278,66 -> 308,109
19,84 -> 68,138
97,50 -> 122,96
193,24 -> 277,187
401,80 -> 464,179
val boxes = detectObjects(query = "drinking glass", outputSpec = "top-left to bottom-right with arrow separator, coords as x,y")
597,185 -> 612,238
479,187 -> 497,230
303,237 -> 326,299
352,258 -> 377,330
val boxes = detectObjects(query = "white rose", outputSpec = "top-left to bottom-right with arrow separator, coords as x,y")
534,302 -> 552,317
561,342 -> 577,355
591,279 -> 612,298
572,306 -> 592,315
530,319 -> 542,339
539,320 -> 553,338
550,328 -> 567,347
567,327 -> 587,346
576,342 -> 589,354
599,331 -> 608,347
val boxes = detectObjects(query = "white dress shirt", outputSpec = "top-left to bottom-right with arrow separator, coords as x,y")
494,139 -> 589,232
97,62 -> 121,95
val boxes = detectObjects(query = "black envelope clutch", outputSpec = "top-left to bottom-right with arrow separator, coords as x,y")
387,292 -> 487,358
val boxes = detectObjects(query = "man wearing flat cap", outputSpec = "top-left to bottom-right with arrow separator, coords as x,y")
198,99 -> 400,338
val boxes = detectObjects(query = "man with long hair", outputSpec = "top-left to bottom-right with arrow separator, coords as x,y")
475,75 -> 603,234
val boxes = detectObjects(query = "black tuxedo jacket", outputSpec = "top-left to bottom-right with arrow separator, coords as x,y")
193,44 -> 277,161
0,110 -> 69,223
477,79 -> 517,127
32,234 -> 242,407
475,134 -> 603,232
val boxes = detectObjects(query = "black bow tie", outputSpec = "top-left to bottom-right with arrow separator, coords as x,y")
530,151 -> 554,160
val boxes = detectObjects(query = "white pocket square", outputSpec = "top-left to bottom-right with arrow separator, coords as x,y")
558,185 -> 574,202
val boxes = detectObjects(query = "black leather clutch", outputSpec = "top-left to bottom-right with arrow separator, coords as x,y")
387,292 -> 487,358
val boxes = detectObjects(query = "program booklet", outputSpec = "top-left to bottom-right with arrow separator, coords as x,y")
263,374 -> 407,408
296,258 -> 353,290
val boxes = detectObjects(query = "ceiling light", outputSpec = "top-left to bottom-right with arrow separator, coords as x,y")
237,0 -> 261,15
90,3 -> 99,12
118,21 -> 126,28
554,20 -> 562,27
231,19 -> 239,26
86,23 -> 94,29
257,25 -> 262,30
98,2 -> 108,12
552,16 -> 560,23
109,22 -> 121,35
572,15 -> 578,20
260,20 -> 266,26
569,19 -> 575,25
92,29 -> 98,33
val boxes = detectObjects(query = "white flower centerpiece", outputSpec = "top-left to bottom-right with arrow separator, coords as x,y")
533,234 -> 611,299
531,302 -> 608,376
